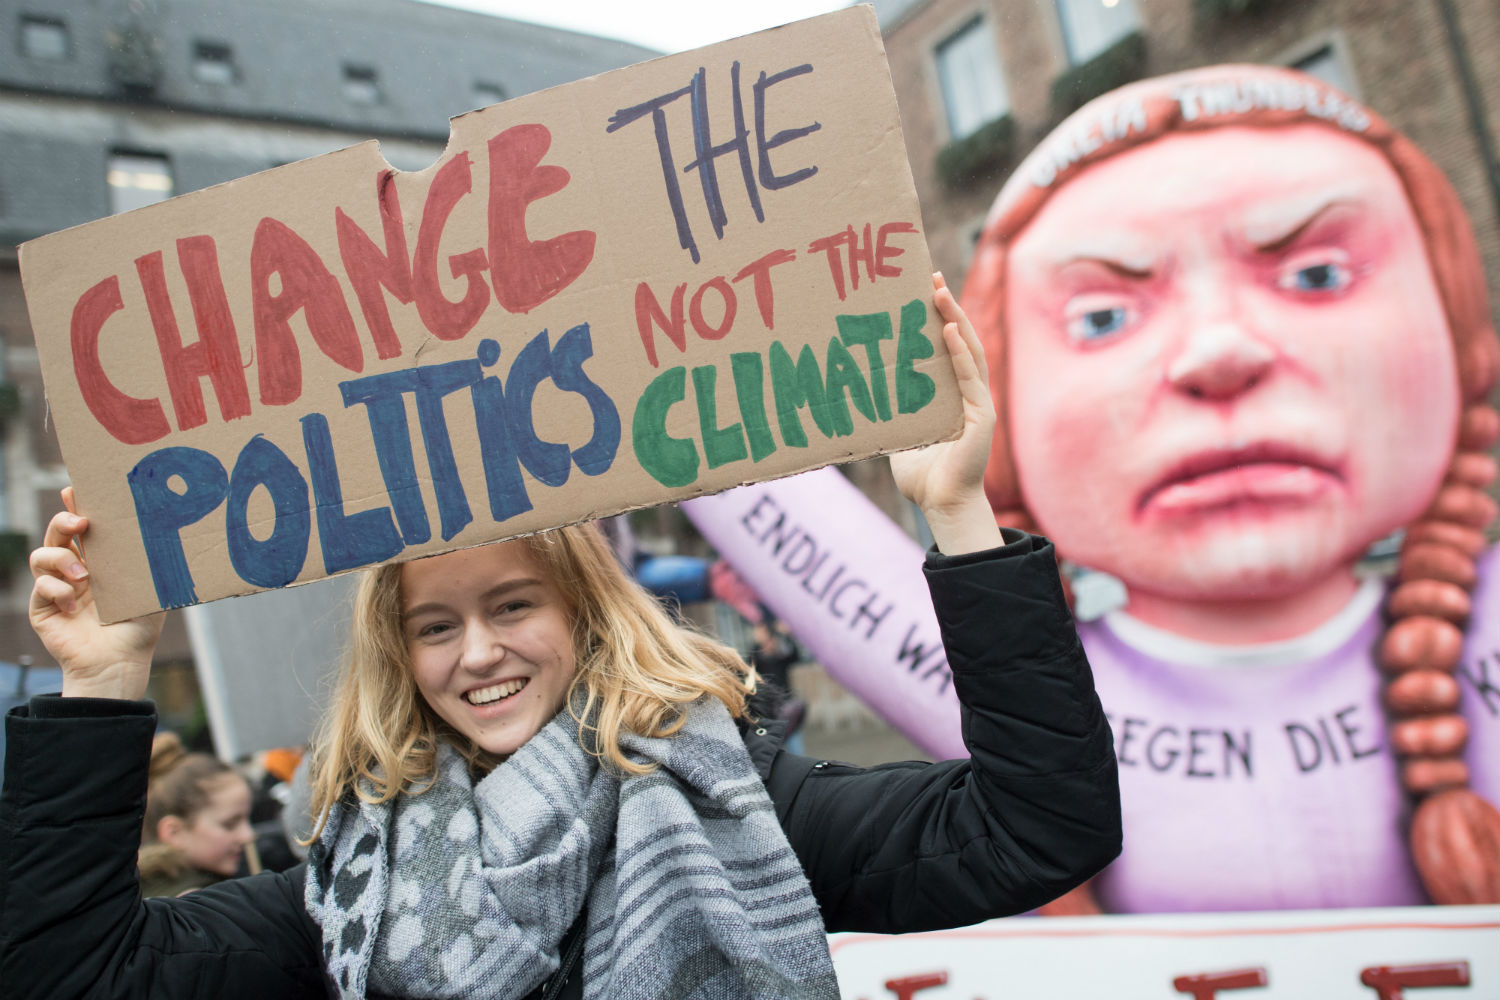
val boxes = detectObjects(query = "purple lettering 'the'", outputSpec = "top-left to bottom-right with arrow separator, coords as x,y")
607,61 -> 820,263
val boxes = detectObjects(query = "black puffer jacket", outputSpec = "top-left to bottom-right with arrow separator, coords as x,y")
0,532 -> 1119,1000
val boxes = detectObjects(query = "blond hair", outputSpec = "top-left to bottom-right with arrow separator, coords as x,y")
305,523 -> 753,838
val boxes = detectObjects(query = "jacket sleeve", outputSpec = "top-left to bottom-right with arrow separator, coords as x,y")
0,696 -> 327,1000
768,529 -> 1121,934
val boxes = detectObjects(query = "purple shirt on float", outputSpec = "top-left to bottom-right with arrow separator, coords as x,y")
687,471 -> 1500,912
1079,545 -> 1500,912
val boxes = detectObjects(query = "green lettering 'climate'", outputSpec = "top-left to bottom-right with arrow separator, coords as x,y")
631,297 -> 937,488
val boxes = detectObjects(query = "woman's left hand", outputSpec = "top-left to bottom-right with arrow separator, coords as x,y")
889,273 -> 1003,555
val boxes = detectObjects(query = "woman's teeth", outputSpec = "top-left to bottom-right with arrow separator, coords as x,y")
466,678 -> 528,705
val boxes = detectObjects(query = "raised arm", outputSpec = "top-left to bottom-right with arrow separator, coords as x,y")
769,530 -> 1119,931
28,487 -> 163,699
767,279 -> 1120,931
5,489 -> 324,998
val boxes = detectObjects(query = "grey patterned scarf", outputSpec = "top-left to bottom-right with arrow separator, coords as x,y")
304,698 -> 839,1000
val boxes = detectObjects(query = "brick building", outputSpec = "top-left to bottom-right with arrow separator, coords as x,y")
0,0 -> 656,666
875,0 -> 1500,319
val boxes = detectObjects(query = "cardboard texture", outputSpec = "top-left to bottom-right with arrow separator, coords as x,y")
19,5 -> 959,622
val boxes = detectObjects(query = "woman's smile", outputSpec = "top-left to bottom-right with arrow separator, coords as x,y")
464,677 -> 530,706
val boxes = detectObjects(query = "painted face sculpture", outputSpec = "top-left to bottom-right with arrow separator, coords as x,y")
1005,124 -> 1458,636
963,66 -> 1500,910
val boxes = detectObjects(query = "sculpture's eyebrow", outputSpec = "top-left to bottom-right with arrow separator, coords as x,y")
1247,194 -> 1364,253
1054,253 -> 1155,279
1047,232 -> 1159,277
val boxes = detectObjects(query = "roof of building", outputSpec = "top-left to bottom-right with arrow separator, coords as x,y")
0,0 -> 662,141
0,0 -> 663,242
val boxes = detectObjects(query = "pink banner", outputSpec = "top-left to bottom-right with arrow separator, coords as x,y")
682,467 -> 963,759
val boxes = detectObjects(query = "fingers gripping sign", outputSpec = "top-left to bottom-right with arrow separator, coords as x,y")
889,274 -> 1002,556
29,487 -> 163,701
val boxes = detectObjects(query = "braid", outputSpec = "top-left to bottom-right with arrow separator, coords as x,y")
1383,384 -> 1500,904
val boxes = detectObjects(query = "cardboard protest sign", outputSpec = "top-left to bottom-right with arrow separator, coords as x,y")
20,5 -> 959,622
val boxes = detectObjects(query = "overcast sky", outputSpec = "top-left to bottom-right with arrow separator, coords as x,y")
418,0 -> 854,54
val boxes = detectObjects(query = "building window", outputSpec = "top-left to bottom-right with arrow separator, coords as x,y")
473,80 -> 506,109
935,17 -> 1009,141
107,153 -> 173,215
343,64 -> 382,104
1293,44 -> 1356,97
19,14 -> 69,60
1056,0 -> 1141,65
193,41 -> 237,84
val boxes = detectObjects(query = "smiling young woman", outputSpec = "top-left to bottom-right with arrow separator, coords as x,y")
1,276 -> 1121,1000
309,528 -> 753,811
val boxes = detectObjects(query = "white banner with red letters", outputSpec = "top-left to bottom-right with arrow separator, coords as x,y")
829,906 -> 1499,999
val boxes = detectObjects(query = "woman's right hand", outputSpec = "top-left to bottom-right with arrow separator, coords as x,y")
29,489 -> 162,700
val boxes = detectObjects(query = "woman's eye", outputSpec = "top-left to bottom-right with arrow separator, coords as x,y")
495,600 -> 531,616
1065,303 -> 1132,343
1278,256 -> 1352,294
415,621 -> 453,640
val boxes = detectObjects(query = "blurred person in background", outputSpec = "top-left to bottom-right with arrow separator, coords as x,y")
749,615 -> 807,755
139,731 -> 254,898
